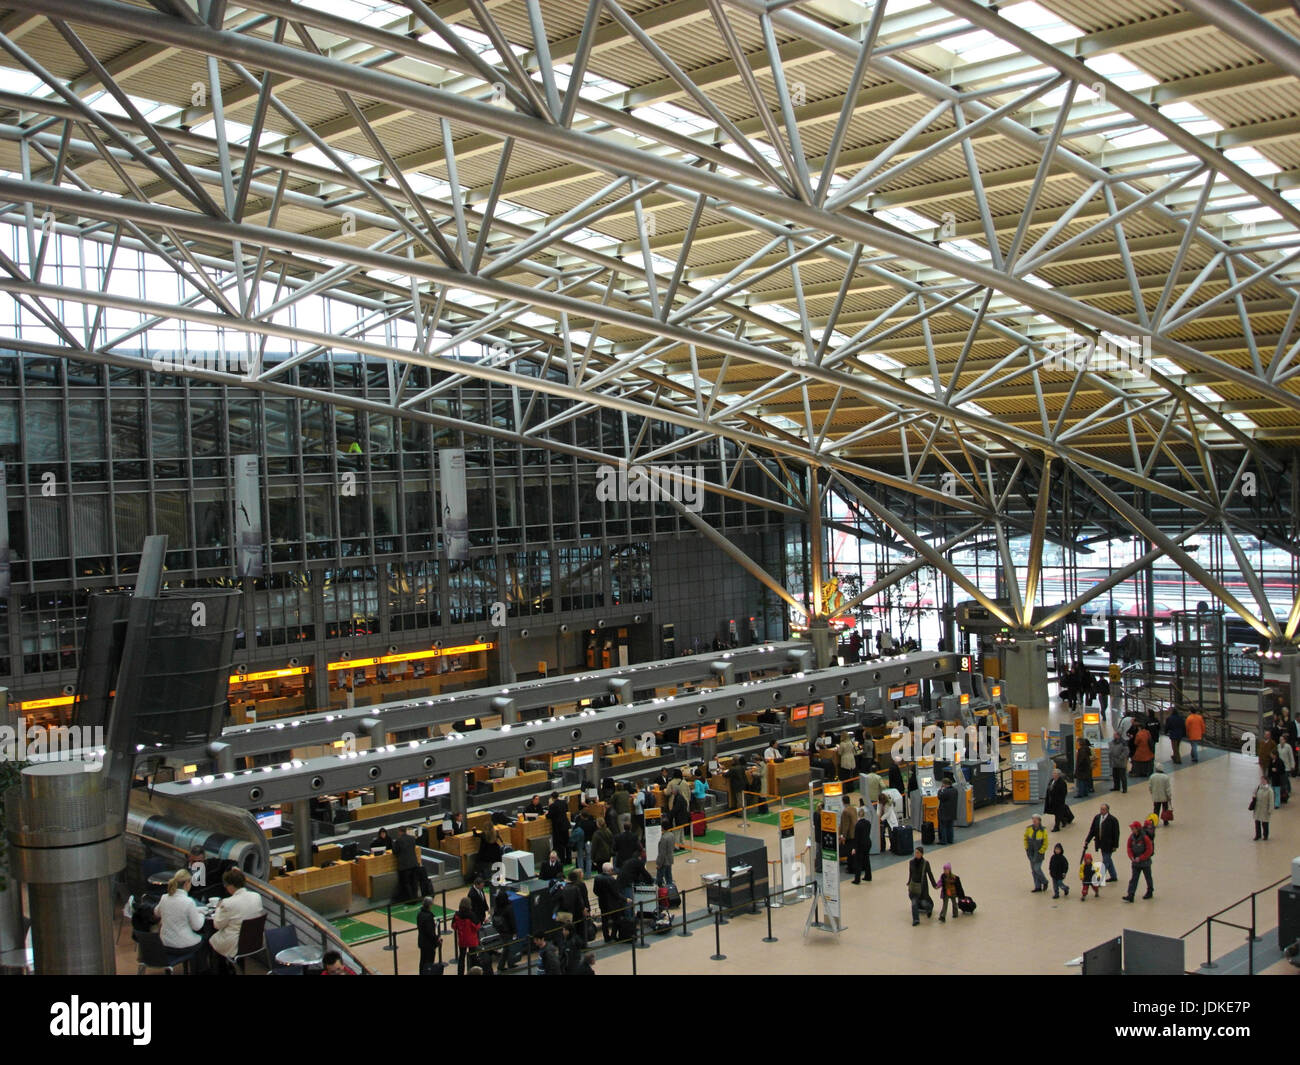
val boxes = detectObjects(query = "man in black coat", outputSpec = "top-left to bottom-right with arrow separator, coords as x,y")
467,874 -> 490,925
557,869 -> 590,929
392,826 -> 421,901
417,897 -> 442,974
851,813 -> 873,884
936,778 -> 958,845
612,825 -> 641,870
1082,802 -> 1121,883
616,854 -> 652,909
592,864 -> 624,942
1044,768 -> 1072,831
547,792 -> 571,864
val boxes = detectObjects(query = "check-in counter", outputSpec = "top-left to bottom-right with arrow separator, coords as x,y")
441,832 -> 482,877
350,797 -> 419,822
491,769 -> 548,792
277,863 -> 353,914
608,748 -> 658,768
766,755 -> 810,798
509,817 -> 552,853
314,844 -> 343,866
349,849 -> 417,899
717,725 -> 760,744
581,801 -> 606,823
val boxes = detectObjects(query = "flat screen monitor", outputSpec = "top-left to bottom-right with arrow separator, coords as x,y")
427,776 -> 451,797
573,749 -> 594,766
904,682 -> 920,698
254,808 -> 282,831
401,781 -> 426,802
550,753 -> 573,770
678,727 -> 699,744
888,686 -> 905,702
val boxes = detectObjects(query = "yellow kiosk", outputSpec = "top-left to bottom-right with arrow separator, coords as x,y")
1011,732 -> 1031,803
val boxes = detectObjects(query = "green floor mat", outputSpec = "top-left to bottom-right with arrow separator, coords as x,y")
749,810 -> 807,826
387,901 -> 451,924
683,829 -> 728,846
331,917 -> 388,945
784,795 -> 811,809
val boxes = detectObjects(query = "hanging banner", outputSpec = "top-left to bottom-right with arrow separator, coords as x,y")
439,448 -> 468,562
779,808 -> 798,896
819,808 -> 840,925
233,453 -> 263,578
644,806 -> 662,867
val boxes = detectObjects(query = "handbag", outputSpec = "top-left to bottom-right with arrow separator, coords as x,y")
1248,796 -> 1256,811
957,896 -> 976,914
908,880 -> 923,898
1160,806 -> 1173,824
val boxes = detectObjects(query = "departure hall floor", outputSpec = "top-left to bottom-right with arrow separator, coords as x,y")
113,699 -> 1300,976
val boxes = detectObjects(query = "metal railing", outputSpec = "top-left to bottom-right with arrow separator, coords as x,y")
128,829 -> 372,974
1180,875 -> 1291,975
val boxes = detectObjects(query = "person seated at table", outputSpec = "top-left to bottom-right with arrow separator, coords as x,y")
154,869 -> 208,965
369,827 -> 393,852
320,950 -> 354,975
210,868 -> 264,968
448,811 -> 469,836
538,849 -> 564,882
764,739 -> 783,763
186,846 -> 208,891
524,795 -> 546,819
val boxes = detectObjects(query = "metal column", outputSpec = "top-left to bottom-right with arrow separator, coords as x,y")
5,763 -> 125,974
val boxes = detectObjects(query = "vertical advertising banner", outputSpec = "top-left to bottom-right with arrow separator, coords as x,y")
644,806 -> 662,866
779,808 -> 797,895
439,447 -> 468,562
819,808 -> 840,925
233,454 -> 263,578
0,464 -> 10,598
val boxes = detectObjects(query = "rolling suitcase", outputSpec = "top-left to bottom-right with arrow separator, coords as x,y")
921,822 -> 935,845
891,825 -> 913,856
691,811 -> 707,838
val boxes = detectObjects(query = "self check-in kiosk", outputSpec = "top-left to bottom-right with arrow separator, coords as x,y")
911,756 -> 940,833
1010,733 -> 1054,803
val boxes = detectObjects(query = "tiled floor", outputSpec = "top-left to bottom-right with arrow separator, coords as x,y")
115,699 -> 1300,976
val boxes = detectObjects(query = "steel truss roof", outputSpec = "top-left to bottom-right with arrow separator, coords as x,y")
0,0 -> 1298,635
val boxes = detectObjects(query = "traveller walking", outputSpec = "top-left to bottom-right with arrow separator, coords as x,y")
1075,738 -> 1093,799
1122,821 -> 1154,902
1079,854 -> 1103,901
1044,767 -> 1072,831
1149,763 -> 1173,823
1185,708 -> 1205,763
937,863 -> 963,922
1049,843 -> 1070,898
1108,733 -> 1129,794
1251,775 -> 1274,841
907,847 -> 937,925
1025,816 -> 1049,893
1082,803 -> 1121,883
1165,708 -> 1186,764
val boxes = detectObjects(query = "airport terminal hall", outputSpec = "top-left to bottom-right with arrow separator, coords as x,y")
2,0 -> 1300,997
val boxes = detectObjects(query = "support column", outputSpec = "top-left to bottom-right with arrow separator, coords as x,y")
450,771 -> 468,821
291,799 -> 314,871
6,763 -> 124,974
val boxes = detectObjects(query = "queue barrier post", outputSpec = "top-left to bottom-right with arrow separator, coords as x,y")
1201,919 -> 1216,970
711,909 -> 726,961
680,884 -> 693,937
763,881 -> 777,943
631,925 -> 637,975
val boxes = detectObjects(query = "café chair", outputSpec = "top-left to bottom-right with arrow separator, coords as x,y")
135,930 -> 200,975
230,914 -> 268,974
264,925 -> 300,975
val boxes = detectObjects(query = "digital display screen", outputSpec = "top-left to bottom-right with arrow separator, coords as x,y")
888,686 -> 905,702
401,781 -> 426,802
254,809 -> 282,831
428,776 -> 451,797
550,754 -> 573,770
904,683 -> 920,698
809,702 -> 824,716
573,749 -> 594,766
791,705 -> 809,721
678,727 -> 699,743
699,724 -> 718,739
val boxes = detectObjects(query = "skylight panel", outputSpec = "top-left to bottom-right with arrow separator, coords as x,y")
1002,2 -> 1083,42
1084,53 -> 1159,90
858,351 -> 905,371
1223,147 -> 1280,177
631,102 -> 715,136
0,69 -> 45,94
944,28 -> 1018,63
191,119 -> 255,144
293,146 -> 382,172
